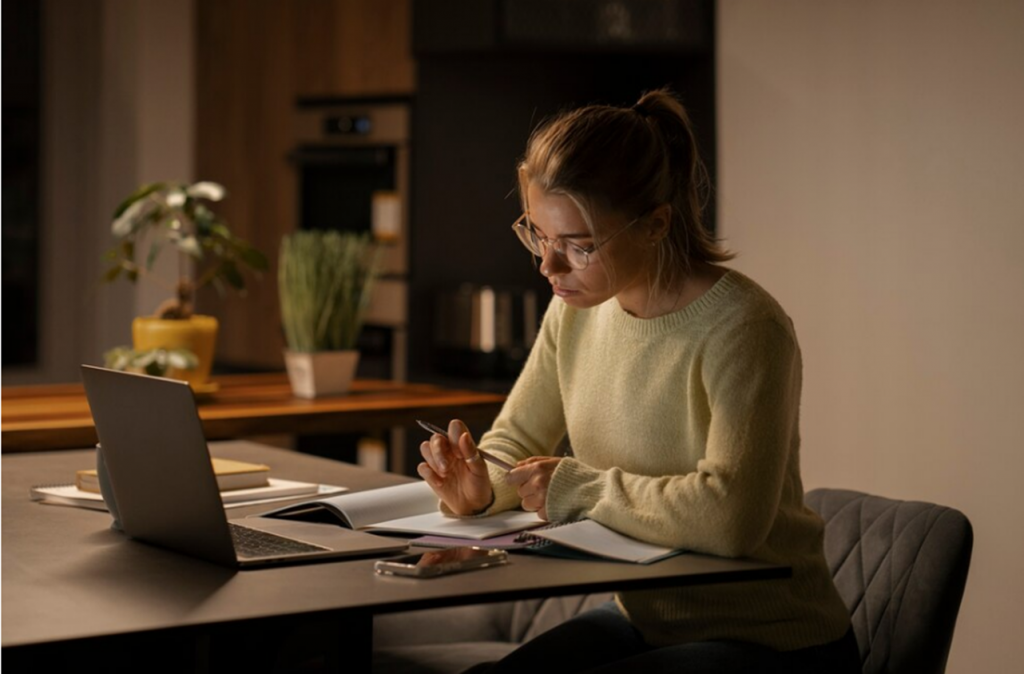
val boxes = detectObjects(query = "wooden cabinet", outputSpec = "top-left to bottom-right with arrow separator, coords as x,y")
293,0 -> 415,98
195,0 -> 414,370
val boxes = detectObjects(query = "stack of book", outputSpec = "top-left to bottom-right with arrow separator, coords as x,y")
31,457 -> 336,511
75,457 -> 272,493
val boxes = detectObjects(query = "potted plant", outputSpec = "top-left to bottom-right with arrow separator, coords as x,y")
102,181 -> 268,388
278,230 -> 381,398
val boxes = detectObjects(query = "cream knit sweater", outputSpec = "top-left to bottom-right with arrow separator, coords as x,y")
477,270 -> 850,650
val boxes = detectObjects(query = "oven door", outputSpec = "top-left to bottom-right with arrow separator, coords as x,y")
290,145 -> 405,276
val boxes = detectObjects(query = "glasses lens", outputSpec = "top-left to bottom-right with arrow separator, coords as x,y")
514,222 -> 544,256
565,244 -> 588,270
513,217 -> 592,270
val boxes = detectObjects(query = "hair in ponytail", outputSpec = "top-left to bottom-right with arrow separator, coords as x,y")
518,88 -> 733,287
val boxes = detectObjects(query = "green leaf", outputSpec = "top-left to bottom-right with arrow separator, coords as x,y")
167,349 -> 199,370
211,223 -> 232,239
145,240 -> 164,270
165,189 -> 187,209
103,346 -> 134,370
102,266 -> 123,283
103,346 -> 198,375
239,246 -> 269,271
185,181 -> 225,201
193,208 -> 216,235
172,234 -> 203,259
112,182 -> 165,218
220,261 -> 244,289
105,179 -> 268,304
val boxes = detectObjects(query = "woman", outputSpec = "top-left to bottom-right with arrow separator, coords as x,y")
417,89 -> 858,673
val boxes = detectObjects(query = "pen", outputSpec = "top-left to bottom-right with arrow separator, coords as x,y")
415,420 -> 516,472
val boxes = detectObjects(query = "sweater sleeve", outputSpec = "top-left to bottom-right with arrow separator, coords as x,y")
544,318 -> 801,557
475,298 -> 570,513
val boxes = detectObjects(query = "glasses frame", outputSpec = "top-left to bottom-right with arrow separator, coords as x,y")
511,212 -> 642,271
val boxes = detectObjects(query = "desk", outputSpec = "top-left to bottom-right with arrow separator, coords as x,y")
2,442 -> 791,671
1,373 -> 506,453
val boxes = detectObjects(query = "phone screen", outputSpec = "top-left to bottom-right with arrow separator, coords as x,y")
391,547 -> 499,567
375,546 -> 507,577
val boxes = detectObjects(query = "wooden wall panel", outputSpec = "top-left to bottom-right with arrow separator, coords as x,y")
195,0 -> 296,369
195,0 -> 413,370
291,0 -> 339,97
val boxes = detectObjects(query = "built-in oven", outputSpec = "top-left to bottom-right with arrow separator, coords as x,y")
290,97 -> 411,471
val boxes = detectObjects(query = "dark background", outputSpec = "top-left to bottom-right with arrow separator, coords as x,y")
408,0 -> 716,387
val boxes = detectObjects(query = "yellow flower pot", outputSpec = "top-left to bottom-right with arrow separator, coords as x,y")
132,315 -> 218,386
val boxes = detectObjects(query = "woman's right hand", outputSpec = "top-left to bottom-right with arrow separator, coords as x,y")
416,419 -> 494,516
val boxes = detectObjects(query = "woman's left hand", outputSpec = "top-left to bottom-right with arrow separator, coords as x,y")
505,456 -> 562,521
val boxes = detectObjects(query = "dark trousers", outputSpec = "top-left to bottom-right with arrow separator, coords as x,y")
473,602 -> 860,674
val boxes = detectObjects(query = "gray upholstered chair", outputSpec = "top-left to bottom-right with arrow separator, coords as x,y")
374,489 -> 973,674
805,488 -> 973,674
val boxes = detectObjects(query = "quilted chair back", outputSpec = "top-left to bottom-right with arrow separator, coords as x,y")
805,489 -> 973,674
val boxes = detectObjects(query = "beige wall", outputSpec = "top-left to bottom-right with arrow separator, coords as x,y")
3,0 -> 194,386
718,1 -> 1024,671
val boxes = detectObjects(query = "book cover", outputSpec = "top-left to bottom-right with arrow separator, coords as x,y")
76,457 -> 270,493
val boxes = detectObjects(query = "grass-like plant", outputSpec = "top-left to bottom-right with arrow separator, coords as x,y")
278,231 -> 382,352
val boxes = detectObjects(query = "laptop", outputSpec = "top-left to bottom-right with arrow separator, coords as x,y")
80,365 -> 408,568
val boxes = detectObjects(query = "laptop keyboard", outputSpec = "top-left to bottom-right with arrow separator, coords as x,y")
230,523 -> 330,558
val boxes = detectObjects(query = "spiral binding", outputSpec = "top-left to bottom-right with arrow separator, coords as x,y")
513,520 -> 580,548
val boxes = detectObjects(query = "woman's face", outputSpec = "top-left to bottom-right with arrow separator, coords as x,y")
525,182 -> 651,312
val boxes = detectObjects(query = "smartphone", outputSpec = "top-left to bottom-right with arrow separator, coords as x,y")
374,547 -> 509,578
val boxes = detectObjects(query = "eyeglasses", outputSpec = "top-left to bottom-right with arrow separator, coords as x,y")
511,213 -> 641,271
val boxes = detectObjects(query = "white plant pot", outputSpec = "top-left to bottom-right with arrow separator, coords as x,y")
284,350 -> 360,399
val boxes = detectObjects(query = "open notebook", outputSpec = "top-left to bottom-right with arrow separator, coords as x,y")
411,519 -> 685,564
516,520 -> 684,564
259,481 -> 545,540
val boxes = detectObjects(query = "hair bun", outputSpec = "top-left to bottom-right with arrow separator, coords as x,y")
632,102 -> 652,118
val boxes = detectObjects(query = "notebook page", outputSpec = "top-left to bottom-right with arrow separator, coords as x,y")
533,520 -> 680,564
369,510 -> 545,539
327,481 -> 439,529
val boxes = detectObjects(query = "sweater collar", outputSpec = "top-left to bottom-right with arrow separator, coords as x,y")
606,270 -> 743,338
